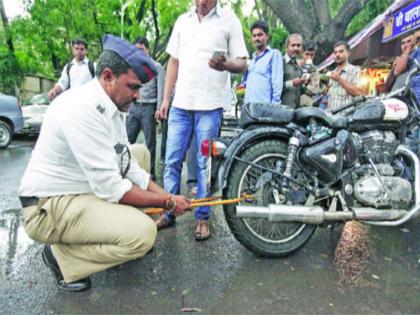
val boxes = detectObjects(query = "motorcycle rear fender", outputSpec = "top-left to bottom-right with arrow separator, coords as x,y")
215,126 -> 291,192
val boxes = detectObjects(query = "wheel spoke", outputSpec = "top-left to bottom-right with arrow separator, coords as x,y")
238,153 -> 310,244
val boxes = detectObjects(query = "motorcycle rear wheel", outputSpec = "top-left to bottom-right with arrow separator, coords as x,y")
223,140 -> 316,257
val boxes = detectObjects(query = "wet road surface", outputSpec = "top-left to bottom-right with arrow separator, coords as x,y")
1,137 -> 420,314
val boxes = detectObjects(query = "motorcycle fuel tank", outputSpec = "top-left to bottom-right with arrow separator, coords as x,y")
348,98 -> 408,131
382,98 -> 409,121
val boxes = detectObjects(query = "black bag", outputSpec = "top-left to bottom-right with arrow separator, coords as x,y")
240,102 -> 294,128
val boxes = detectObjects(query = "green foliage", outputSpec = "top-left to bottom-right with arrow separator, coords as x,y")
270,26 -> 289,52
0,46 -> 22,94
7,0 -> 189,81
328,0 -> 394,36
1,0 -> 399,90
125,0 -> 190,61
346,0 -> 394,36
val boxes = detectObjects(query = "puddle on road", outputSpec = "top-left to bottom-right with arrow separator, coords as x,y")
1,202 -> 420,313
0,208 -> 35,279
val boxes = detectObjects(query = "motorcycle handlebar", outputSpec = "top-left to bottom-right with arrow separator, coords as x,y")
330,96 -> 366,115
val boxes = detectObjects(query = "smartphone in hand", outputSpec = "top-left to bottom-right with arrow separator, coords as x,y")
212,51 -> 226,61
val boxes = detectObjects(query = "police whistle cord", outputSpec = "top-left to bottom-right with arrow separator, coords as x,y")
144,194 -> 255,215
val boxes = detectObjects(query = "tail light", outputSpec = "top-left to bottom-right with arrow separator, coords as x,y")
201,139 -> 227,157
201,139 -> 211,156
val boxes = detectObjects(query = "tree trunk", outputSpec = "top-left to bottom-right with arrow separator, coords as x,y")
151,0 -> 160,58
0,0 -> 15,52
0,0 -> 21,95
263,0 -> 371,61
135,0 -> 147,23
91,0 -> 104,51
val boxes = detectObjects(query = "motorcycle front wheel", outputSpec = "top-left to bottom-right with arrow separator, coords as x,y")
223,140 -> 316,257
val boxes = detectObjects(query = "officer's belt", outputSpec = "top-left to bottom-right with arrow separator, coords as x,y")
19,196 -> 39,207
134,101 -> 156,106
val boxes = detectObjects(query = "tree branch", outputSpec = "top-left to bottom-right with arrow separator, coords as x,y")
254,0 -> 262,20
155,26 -> 173,64
0,0 -> 14,52
135,0 -> 147,23
91,0 -> 104,50
263,0 -> 317,38
313,0 -> 331,29
332,0 -> 370,29
151,0 -> 160,58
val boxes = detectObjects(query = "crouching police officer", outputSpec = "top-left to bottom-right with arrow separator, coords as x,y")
18,35 -> 191,292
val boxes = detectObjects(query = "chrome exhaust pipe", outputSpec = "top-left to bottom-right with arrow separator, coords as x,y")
236,204 -> 407,224
237,146 -> 420,227
236,205 -> 326,224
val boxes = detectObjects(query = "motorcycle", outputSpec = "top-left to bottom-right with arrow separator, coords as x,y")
202,63 -> 420,258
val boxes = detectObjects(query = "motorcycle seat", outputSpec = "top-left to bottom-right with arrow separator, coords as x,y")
294,107 -> 348,129
240,103 -> 294,128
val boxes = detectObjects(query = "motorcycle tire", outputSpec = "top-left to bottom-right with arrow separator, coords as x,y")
223,140 -> 316,258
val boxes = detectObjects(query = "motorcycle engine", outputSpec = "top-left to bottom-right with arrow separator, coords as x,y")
357,130 -> 400,164
353,130 -> 413,208
354,167 -> 412,208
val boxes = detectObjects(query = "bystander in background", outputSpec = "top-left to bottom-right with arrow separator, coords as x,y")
299,40 -> 322,106
48,39 -> 96,101
282,33 -> 305,108
242,20 -> 283,105
328,41 -> 362,111
126,37 -> 165,179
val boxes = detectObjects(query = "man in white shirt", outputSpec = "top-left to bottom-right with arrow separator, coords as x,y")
19,35 -> 190,292
156,0 -> 248,240
48,39 -> 96,101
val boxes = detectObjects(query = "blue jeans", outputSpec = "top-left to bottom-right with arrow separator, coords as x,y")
187,134 -> 199,188
164,106 -> 223,220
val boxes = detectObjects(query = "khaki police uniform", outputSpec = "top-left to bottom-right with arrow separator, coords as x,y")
19,78 -> 157,283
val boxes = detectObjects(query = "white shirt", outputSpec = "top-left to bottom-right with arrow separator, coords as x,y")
19,79 -> 150,203
166,5 -> 248,111
57,57 -> 96,91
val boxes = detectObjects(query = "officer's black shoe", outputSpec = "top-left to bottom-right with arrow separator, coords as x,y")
42,244 -> 91,292
56,278 -> 91,292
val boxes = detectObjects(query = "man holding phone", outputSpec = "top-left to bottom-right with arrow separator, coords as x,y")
242,20 -> 283,105
157,0 -> 248,241
328,41 -> 362,111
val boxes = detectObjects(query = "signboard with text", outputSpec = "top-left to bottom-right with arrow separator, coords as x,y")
383,0 -> 420,42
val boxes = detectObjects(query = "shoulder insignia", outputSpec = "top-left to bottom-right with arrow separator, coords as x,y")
96,105 -> 105,114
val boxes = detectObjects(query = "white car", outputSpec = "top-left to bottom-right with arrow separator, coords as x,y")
22,93 -> 49,134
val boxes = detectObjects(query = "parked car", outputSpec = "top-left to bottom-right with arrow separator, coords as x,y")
21,93 -> 49,134
0,92 -> 24,149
